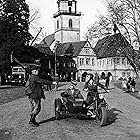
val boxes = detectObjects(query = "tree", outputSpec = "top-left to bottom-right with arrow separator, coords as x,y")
107,0 -> 140,75
107,0 -> 140,50
85,15 -> 112,43
0,0 -> 32,74
86,0 -> 140,49
28,6 -> 43,44
28,6 -> 48,45
85,0 -> 140,75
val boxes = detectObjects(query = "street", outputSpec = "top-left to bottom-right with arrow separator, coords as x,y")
0,82 -> 140,140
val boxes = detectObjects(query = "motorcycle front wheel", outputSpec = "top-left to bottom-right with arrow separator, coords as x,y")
96,106 -> 107,126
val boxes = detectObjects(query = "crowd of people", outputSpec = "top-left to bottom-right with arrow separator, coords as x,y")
122,76 -> 136,93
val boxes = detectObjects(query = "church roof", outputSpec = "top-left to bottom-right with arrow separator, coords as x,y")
94,33 -> 134,59
40,33 -> 55,47
56,41 -> 88,56
33,44 -> 53,56
38,33 -> 90,57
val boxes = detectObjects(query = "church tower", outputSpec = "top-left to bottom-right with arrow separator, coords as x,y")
53,0 -> 81,43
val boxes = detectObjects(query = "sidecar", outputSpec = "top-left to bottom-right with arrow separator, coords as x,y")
54,91 -> 108,126
54,97 -> 86,120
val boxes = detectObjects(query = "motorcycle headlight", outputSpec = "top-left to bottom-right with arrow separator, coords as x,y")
99,94 -> 105,99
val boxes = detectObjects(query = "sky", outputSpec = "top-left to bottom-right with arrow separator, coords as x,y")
26,0 -> 107,40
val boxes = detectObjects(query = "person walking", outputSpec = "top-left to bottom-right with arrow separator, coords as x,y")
46,73 -> 53,91
105,73 -> 110,89
130,77 -> 136,93
25,65 -> 57,127
126,76 -> 132,92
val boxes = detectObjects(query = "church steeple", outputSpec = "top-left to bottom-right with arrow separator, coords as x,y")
53,0 -> 81,43
54,0 -> 79,18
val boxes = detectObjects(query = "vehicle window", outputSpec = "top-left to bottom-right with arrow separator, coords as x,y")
13,68 -> 18,72
19,68 -> 24,72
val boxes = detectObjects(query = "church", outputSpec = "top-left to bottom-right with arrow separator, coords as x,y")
38,0 -> 136,81
39,0 -> 96,81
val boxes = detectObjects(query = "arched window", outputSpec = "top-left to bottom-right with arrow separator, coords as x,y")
57,20 -> 59,29
69,7 -> 71,13
69,19 -> 72,28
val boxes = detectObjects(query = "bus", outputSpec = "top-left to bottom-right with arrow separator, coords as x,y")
10,66 -> 26,85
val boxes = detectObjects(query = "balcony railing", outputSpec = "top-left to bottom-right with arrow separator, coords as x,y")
53,10 -> 81,18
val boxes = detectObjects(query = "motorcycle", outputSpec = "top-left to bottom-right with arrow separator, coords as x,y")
54,91 -> 108,126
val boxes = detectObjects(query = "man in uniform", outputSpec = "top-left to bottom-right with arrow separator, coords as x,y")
26,65 -> 57,127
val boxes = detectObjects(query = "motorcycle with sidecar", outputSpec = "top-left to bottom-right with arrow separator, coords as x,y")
54,91 -> 108,126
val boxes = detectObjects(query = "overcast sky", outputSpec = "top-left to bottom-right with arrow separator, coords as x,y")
26,0 -> 107,40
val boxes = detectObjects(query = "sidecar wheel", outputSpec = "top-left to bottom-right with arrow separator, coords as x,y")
96,106 -> 107,126
54,98 -> 62,120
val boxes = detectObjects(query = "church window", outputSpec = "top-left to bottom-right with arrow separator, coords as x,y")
80,58 -> 84,65
116,57 -> 120,65
68,1 -> 72,6
57,20 -> 59,29
92,58 -> 95,66
69,7 -> 72,13
69,19 -> 72,28
85,48 -> 90,54
106,59 -> 108,64
100,59 -> 101,66
102,59 -> 104,67
86,58 -> 90,65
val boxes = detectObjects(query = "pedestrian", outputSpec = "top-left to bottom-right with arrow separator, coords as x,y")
46,73 -> 53,91
122,78 -> 127,92
105,73 -> 110,89
95,72 -> 99,83
25,65 -> 57,127
130,77 -> 136,93
126,76 -> 131,92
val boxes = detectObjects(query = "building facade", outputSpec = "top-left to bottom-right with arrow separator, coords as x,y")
53,0 -> 81,43
93,33 -> 136,80
95,57 -> 135,80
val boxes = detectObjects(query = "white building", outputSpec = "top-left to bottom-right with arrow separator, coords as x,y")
38,0 -> 136,81
53,0 -> 81,43
93,33 -> 136,80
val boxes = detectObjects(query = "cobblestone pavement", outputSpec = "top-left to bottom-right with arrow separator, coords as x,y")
0,81 -> 140,140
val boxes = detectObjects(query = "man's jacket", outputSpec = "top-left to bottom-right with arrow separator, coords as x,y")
28,74 -> 53,99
